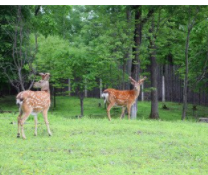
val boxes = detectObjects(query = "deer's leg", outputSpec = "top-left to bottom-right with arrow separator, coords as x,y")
42,109 -> 52,136
127,105 -> 131,120
120,107 -> 126,119
17,110 -> 23,138
106,103 -> 115,121
34,114 -> 38,136
20,111 -> 31,139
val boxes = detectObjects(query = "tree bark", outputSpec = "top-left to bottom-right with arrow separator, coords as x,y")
130,6 -> 141,119
141,83 -> 144,101
84,78 -> 87,98
149,17 -> 159,120
122,62 -> 126,90
182,6 -> 199,120
18,68 -> 25,91
68,78 -> 71,96
130,6 -> 154,118
80,98 -> 84,116
125,7 -> 132,90
149,47 -> 159,119
53,86 -> 56,108
162,75 -> 165,102
100,79 -> 103,98
182,29 -> 191,120
80,95 -> 84,116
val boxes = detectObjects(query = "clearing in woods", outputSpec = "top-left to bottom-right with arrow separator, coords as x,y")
0,96 -> 207,175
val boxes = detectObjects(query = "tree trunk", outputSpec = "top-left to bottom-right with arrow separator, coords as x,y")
84,78 -> 87,98
100,79 -> 103,98
68,78 -> 71,96
53,86 -> 56,108
122,62 -> 126,90
141,83 -> 144,101
149,18 -> 159,120
80,96 -> 84,116
130,6 -> 141,119
18,68 -> 25,91
162,75 -> 165,102
126,58 -> 132,90
124,7 -> 132,90
182,30 -> 191,120
131,100 -> 138,119
149,48 -> 159,119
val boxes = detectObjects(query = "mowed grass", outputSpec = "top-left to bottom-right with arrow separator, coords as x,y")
0,96 -> 208,175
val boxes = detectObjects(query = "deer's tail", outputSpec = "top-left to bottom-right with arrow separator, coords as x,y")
101,91 -> 109,104
16,92 -> 24,107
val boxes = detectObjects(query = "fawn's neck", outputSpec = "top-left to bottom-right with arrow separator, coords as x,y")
133,86 -> 140,98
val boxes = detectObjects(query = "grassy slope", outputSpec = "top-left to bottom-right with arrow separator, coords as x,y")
0,96 -> 208,175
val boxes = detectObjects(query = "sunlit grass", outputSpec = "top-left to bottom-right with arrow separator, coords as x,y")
0,96 -> 208,174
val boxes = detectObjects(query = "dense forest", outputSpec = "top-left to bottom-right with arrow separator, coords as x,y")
1,5 -> 208,120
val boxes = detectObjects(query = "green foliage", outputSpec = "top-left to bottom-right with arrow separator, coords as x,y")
33,5 -> 72,37
140,6 -> 208,93
0,6 -> 39,91
2,5 -> 208,109
77,5 -> 134,85
68,46 -> 98,92
34,34 -> 72,88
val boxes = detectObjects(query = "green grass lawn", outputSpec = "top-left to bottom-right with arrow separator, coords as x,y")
0,96 -> 208,174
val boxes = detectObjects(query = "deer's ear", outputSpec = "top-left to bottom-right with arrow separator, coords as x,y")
39,73 -> 45,80
139,76 -> 147,84
44,73 -> 50,80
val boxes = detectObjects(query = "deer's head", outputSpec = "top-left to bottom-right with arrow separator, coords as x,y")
33,73 -> 50,91
129,76 -> 147,91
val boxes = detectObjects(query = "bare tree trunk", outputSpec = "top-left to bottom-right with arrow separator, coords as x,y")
84,78 -> 87,98
122,63 -> 126,90
76,81 -> 85,117
199,88 -> 201,105
131,99 -> 138,118
182,29 -> 191,120
130,6 -> 141,119
149,47 -> 159,119
182,6 -> 199,120
18,68 -> 25,91
100,79 -> 103,98
80,97 -> 84,116
78,92 -> 84,117
126,8 -> 132,90
68,78 -> 71,96
149,17 -> 159,119
121,7 -> 132,90
141,83 -> 144,101
162,75 -> 165,102
53,86 -> 56,108
126,58 -> 132,90
170,65 -> 173,102
130,6 -> 154,118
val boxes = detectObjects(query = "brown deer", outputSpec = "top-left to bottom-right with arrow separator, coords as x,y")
16,73 -> 52,139
101,76 -> 146,121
